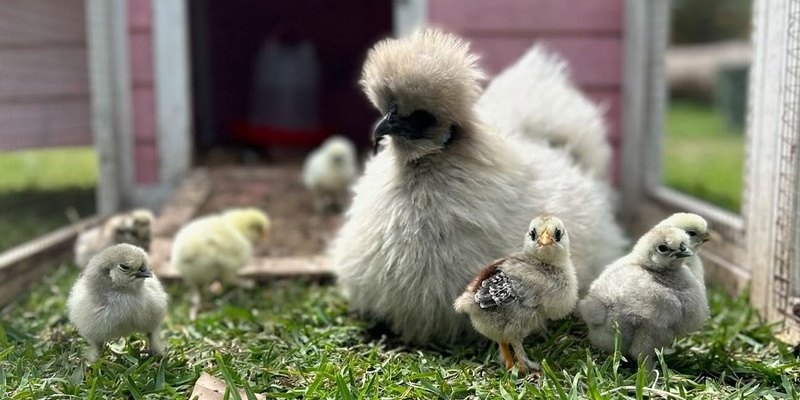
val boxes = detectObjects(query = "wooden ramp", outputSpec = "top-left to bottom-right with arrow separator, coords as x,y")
149,166 -> 336,281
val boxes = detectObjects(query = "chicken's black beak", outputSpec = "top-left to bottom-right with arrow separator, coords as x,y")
372,114 -> 397,154
674,245 -> 693,259
134,266 -> 153,279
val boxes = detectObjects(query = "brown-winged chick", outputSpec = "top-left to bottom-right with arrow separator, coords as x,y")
454,215 -> 578,373
67,243 -> 168,363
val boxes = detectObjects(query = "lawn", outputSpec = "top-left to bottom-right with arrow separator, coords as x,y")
0,263 -> 798,399
0,147 -> 97,251
663,100 -> 746,213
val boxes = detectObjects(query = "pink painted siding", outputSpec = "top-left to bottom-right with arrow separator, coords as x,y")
128,0 -> 159,184
0,0 -> 92,151
430,0 -> 625,182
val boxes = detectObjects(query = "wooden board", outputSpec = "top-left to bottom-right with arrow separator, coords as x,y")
0,216 -> 103,308
149,167 -> 334,281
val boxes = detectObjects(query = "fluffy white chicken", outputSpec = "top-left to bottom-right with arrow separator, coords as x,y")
171,208 -> 270,319
73,208 -> 156,267
67,244 -> 168,362
578,226 -> 709,368
332,29 -> 628,345
476,45 -> 612,180
302,135 -> 359,212
454,215 -> 578,373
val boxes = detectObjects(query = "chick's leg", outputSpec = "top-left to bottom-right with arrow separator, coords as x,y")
189,285 -> 203,321
511,341 -> 541,373
85,341 -> 104,363
499,343 -> 514,370
147,327 -> 165,357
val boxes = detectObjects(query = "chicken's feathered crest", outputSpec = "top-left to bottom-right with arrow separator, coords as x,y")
361,28 -> 485,126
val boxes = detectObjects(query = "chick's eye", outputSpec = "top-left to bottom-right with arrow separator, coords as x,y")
656,245 -> 669,254
530,228 -> 537,240
686,230 -> 697,237
554,229 -> 563,242
118,264 -> 131,271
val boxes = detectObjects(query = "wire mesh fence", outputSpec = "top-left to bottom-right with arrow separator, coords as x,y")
0,0 -> 97,252
772,0 -> 800,326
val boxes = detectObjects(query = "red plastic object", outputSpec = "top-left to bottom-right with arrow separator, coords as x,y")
232,120 -> 335,148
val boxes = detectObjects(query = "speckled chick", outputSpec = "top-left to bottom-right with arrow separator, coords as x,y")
67,244 -> 168,363
578,226 -> 709,368
455,215 -> 578,373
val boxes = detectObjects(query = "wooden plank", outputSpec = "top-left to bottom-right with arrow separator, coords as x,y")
0,216 -> 103,307
132,87 -> 157,140
469,36 -> 622,87
134,144 -> 160,184
153,0 -> 193,189
746,0 -> 792,323
129,32 -> 154,85
86,0 -> 122,215
128,0 -> 153,30
430,0 -> 623,35
0,48 -> 89,101
0,100 -> 92,151
0,0 -> 86,46
152,168 -> 212,237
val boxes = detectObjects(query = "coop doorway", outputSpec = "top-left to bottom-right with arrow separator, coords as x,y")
187,0 -> 394,163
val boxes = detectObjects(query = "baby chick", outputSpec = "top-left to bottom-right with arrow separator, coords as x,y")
67,243 -> 168,363
302,135 -> 359,212
578,226 -> 709,368
454,215 -> 578,373
171,207 -> 270,319
73,208 -> 156,267
655,213 -> 710,288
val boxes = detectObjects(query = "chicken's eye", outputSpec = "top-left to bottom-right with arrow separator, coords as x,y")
554,229 -> 563,242
530,228 -> 537,240
686,230 -> 697,237
656,245 -> 669,254
118,264 -> 131,271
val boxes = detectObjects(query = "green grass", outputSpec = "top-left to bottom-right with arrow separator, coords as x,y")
1,264 -> 798,399
0,147 -> 97,251
663,101 -> 745,213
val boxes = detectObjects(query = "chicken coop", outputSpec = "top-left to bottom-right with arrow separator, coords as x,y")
1,0 -> 799,344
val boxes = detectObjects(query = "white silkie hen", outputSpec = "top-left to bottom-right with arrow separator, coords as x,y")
476,45 -> 612,180
331,29 -> 628,345
302,135 -> 359,212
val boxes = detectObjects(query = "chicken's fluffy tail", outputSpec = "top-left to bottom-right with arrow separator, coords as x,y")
475,44 -> 612,180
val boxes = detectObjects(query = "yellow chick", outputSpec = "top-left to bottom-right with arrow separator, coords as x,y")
171,207 -> 270,319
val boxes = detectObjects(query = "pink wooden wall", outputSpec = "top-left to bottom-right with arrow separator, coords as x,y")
0,0 -> 92,151
128,0 -> 159,184
429,0 -> 624,181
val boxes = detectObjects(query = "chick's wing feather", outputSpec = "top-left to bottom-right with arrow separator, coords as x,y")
474,268 -> 519,310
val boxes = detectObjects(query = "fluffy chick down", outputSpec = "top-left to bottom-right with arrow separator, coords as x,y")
73,208 -> 155,267
302,135 -> 359,212
578,226 -> 709,367
67,243 -> 167,362
455,215 -> 578,373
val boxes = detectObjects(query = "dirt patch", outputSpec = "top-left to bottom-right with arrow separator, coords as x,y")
196,165 -> 343,257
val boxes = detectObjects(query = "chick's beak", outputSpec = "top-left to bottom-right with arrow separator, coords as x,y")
537,230 -> 553,246
134,267 -> 153,279
674,247 -> 693,258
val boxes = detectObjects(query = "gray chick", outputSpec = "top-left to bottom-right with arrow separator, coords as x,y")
655,213 -> 710,289
454,215 -> 578,374
578,226 -> 709,368
67,243 -> 168,363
